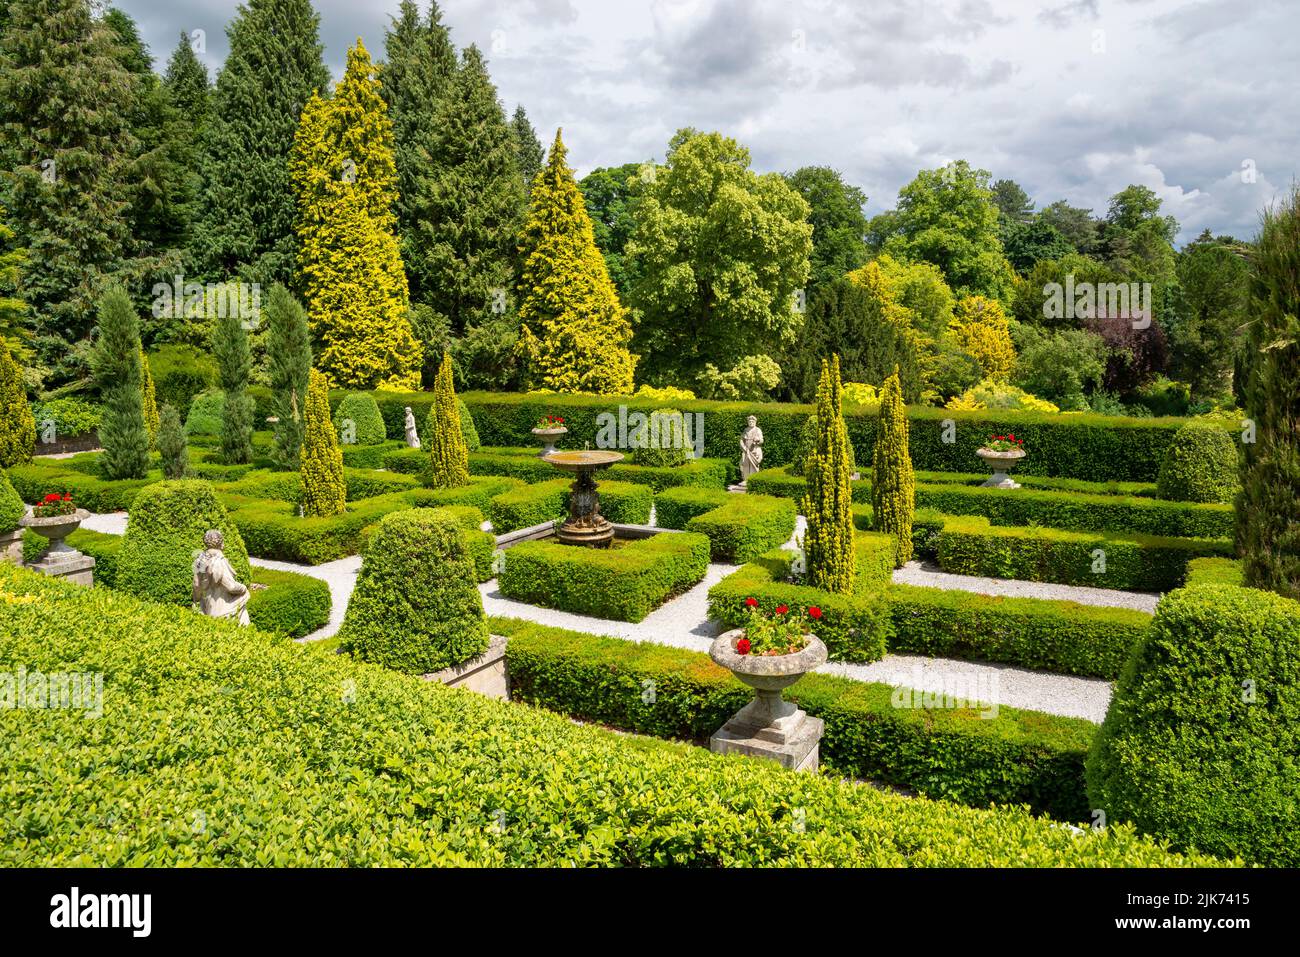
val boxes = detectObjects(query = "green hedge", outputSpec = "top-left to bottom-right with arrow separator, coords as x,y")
8,460 -> 155,512
487,478 -> 569,533
357,504 -> 495,583
655,489 -> 796,564
1087,584 -> 1300,866
1184,556 -> 1246,587
341,440 -> 405,471
708,538 -> 894,663
498,532 -> 710,622
749,465 -> 1232,538
935,516 -> 1233,592
0,563 -> 1217,866
497,617 -> 1099,822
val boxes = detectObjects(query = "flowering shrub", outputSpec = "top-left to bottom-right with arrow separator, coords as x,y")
738,596 -> 819,656
984,434 -> 1025,453
32,493 -> 77,519
535,414 -> 566,430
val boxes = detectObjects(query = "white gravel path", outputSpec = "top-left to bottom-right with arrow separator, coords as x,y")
892,561 -> 1162,613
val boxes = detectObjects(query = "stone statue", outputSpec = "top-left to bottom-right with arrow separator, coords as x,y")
404,407 -> 421,449
739,415 -> 764,486
192,530 -> 250,626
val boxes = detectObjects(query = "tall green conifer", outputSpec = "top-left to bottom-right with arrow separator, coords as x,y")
802,356 -> 855,593
95,287 -> 150,480
265,284 -> 312,469
427,353 -> 469,488
872,368 -> 915,566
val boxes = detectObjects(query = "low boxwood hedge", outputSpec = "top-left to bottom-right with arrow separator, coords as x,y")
8,460 -> 155,512
498,532 -> 710,623
487,478 -> 569,533
496,617 -> 1099,822
655,487 -> 797,564
935,516 -> 1233,592
0,562 -> 1218,866
1184,556 -> 1246,587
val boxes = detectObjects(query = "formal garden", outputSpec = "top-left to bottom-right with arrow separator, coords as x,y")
1,0 -> 1297,874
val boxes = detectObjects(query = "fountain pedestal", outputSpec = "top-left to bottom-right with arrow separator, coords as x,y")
543,450 -> 625,548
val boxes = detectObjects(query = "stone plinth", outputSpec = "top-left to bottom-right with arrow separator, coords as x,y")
30,550 -> 95,587
710,709 -> 824,772
424,634 -> 508,699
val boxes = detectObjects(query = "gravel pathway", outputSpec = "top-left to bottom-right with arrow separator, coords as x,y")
892,561 -> 1162,613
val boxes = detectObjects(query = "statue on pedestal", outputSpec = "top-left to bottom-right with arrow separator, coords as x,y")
404,407 -> 421,449
192,530 -> 250,626
739,415 -> 764,487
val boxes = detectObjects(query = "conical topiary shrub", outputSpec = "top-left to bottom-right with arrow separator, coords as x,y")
791,412 -> 856,477
458,399 -> 481,451
117,479 -> 251,606
339,508 -> 489,674
301,368 -> 346,516
332,393 -> 387,446
157,404 -> 189,480
141,349 -> 160,449
427,353 -> 469,489
801,355 -> 855,594
872,368 -> 915,565
1156,421 -> 1239,503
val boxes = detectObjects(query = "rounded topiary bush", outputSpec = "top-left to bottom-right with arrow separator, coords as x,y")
633,408 -> 692,468
1086,584 -> 1300,865
117,479 -> 251,606
0,469 -> 25,533
339,508 -> 488,674
1156,421 -> 1239,503
333,393 -> 387,446
184,390 -> 225,436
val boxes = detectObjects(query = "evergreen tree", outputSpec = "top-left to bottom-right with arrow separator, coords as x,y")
0,206 -> 30,360
802,356 -> 855,594
194,0 -> 329,287
516,130 -> 636,394
409,45 -> 525,334
290,40 -> 421,390
382,0 -> 456,305
162,32 -> 209,128
211,310 -> 253,465
785,166 -> 869,291
1238,187 -> 1300,601
427,353 -> 469,488
265,284 -> 312,468
872,369 -> 915,566
511,105 -> 545,195
0,337 -> 34,467
0,0 -> 144,382
141,349 -> 160,448
94,287 -> 150,480
301,368 -> 345,516
156,403 -> 189,479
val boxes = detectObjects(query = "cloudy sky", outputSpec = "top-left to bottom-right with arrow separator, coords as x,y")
119,0 -> 1298,245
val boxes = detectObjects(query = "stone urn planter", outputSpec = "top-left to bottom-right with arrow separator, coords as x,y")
20,508 -> 95,585
708,628 -> 828,771
531,425 -> 568,458
976,447 -> 1025,489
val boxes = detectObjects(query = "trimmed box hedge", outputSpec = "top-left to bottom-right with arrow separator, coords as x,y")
496,617 -> 1098,822
498,532 -> 710,622
292,388 -> 1197,483
0,562 -> 1215,866
9,460 -> 155,512
935,516 -> 1233,592
487,478 -> 569,532
1184,556 -> 1246,587
655,487 -> 797,564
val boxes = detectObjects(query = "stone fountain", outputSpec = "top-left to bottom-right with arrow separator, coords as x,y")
543,449 -> 624,547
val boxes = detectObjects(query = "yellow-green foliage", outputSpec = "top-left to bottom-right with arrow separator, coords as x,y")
946,379 -> 1060,413
301,368 -> 346,516
950,295 -> 1016,382
872,370 -> 915,566
802,355 -> 855,594
0,337 -> 34,467
290,40 -> 421,391
517,130 -> 637,394
427,353 -> 469,489
140,349 -> 159,449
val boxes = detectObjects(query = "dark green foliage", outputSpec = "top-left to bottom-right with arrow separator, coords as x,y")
1168,231 -> 1250,396
117,479 -> 251,606
0,338 -> 34,466
211,310 -> 253,464
162,31 -> 210,128
1000,218 -> 1074,273
0,468 -> 23,532
1156,422 -> 1239,503
784,166 -> 869,290
156,404 -> 189,479
498,617 -> 1097,822
93,287 -> 150,480
339,508 -> 489,674
655,487 -> 797,563
333,393 -> 387,446
632,408 -> 691,467
935,516 -> 1232,592
193,0 -> 329,286
1087,585 -> 1300,865
510,105 -> 544,194
1238,187 -> 1300,600
264,284 -> 311,468
485,478 -> 568,532
0,561 -> 1215,866
783,277 -> 923,403
577,162 -> 644,295
184,390 -> 224,436
147,344 -> 216,419
499,533 -> 710,622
